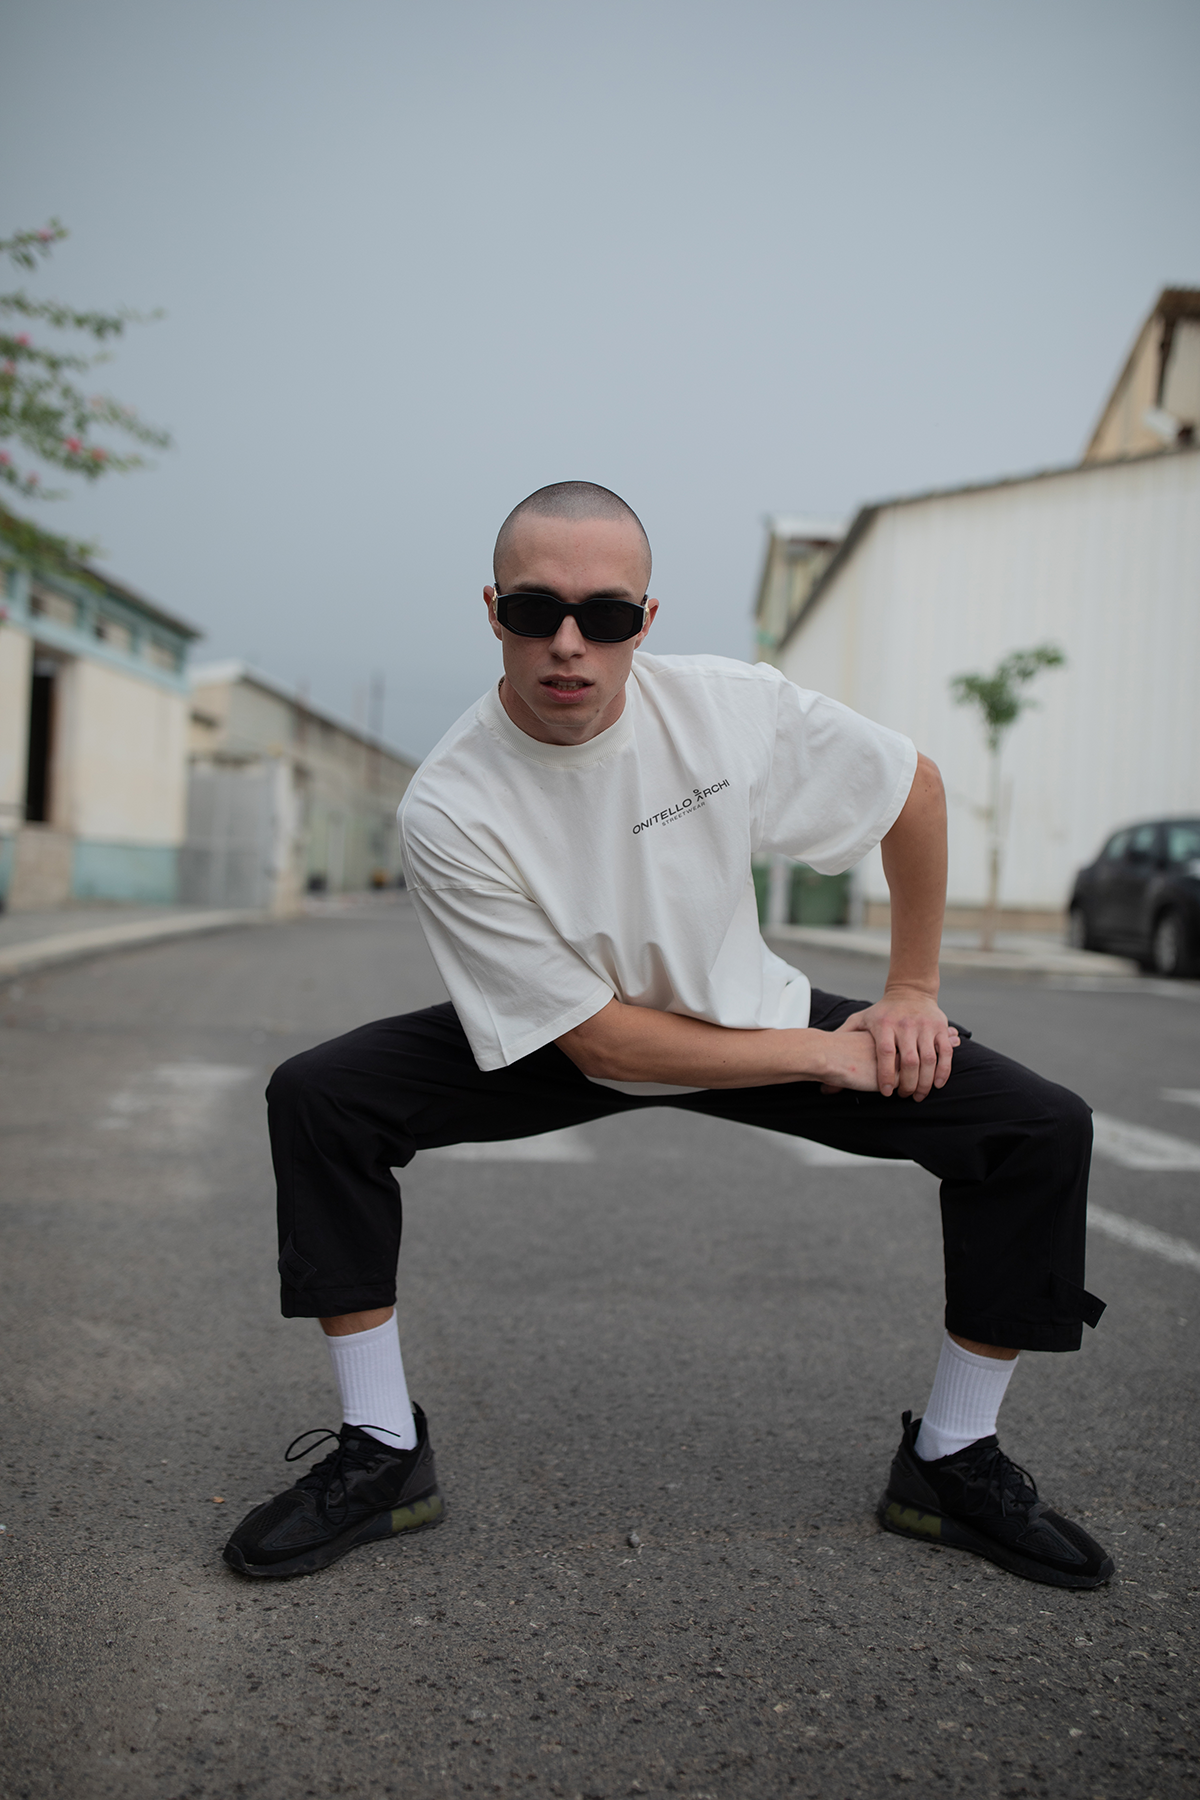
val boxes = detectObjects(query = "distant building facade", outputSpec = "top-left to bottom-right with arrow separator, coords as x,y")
0,536 -> 199,910
184,663 -> 419,913
1084,287 -> 1200,464
753,517 -> 845,666
755,289 -> 1200,931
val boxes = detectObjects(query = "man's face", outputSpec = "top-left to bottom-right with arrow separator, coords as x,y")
485,514 -> 657,746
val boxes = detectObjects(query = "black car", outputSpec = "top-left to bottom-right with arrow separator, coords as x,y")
1068,817 -> 1200,976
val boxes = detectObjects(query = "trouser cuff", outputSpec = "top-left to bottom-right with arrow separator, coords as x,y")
280,1280 -> 398,1320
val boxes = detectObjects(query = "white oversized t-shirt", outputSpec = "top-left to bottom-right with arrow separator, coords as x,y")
398,653 -> 916,1083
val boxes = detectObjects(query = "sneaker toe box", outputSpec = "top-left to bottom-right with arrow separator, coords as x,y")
224,1492 -> 327,1567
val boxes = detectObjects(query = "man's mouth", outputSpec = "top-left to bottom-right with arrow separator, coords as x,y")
541,678 -> 592,693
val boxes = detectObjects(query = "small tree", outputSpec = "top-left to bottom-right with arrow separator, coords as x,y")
0,221 -> 170,571
950,643 -> 1065,951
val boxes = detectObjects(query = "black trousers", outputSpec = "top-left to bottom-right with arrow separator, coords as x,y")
267,990 -> 1105,1352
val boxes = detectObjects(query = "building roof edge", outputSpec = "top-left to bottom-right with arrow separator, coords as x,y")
775,442 -> 1199,659
189,659 -> 420,767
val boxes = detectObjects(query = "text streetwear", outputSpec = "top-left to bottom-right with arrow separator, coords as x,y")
399,653 -> 917,1090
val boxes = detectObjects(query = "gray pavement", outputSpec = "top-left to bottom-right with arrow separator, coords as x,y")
0,903 -> 265,979
1,901 -> 1197,1799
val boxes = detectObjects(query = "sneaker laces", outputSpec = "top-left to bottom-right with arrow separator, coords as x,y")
955,1439 -> 1039,1518
283,1425 -> 392,1527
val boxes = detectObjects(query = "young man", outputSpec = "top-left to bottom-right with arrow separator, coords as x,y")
224,482 -> 1112,1590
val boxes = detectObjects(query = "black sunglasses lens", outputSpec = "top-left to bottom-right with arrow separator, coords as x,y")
578,600 -> 643,641
503,597 -> 565,636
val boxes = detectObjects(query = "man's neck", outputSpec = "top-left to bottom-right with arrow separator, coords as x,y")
497,676 -> 628,747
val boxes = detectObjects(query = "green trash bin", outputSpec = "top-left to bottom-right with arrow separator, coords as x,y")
752,861 -> 851,927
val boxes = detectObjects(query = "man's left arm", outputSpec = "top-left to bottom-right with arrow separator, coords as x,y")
830,752 -> 959,1101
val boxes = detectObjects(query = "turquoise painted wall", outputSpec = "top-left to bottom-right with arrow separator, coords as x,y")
0,834 -> 14,905
71,841 -> 179,903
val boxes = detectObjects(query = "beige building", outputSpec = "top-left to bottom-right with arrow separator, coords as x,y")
752,517 -> 845,666
0,528 -> 199,910
184,663 -> 419,912
1084,287 -> 1200,464
755,290 -> 1200,932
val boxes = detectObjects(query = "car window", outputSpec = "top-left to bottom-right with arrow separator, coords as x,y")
1103,831 -> 1130,860
1166,822 -> 1200,863
1129,825 -> 1159,860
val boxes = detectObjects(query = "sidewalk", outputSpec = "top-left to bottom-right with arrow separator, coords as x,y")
766,921 -> 1140,978
0,902 -> 266,980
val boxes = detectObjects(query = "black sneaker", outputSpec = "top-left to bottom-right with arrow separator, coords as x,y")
877,1411 -> 1113,1589
223,1406 -> 444,1579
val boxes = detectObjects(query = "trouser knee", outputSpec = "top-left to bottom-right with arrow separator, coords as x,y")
266,1044 -> 335,1127
1045,1084 -> 1093,1163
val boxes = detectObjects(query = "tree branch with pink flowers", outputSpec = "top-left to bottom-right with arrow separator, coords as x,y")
0,221 -> 171,569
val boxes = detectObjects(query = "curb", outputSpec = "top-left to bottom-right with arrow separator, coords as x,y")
764,922 -> 1140,979
0,909 -> 268,981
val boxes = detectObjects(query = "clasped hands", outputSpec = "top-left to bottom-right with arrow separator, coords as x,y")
817,984 -> 960,1102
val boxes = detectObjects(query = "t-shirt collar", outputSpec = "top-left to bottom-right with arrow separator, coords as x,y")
479,679 -> 636,769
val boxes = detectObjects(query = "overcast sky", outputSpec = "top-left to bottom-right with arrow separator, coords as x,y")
3,0 -> 1197,755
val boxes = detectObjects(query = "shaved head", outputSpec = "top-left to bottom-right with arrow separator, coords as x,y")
493,481 -> 651,589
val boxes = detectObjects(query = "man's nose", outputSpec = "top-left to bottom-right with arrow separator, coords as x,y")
549,616 -> 588,655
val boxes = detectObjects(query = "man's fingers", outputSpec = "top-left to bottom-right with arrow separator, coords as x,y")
932,1027 -> 958,1089
903,1031 -> 936,1102
875,1025 -> 899,1096
894,1029 -> 929,1100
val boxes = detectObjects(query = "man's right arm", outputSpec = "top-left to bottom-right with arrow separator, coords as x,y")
556,998 -> 885,1091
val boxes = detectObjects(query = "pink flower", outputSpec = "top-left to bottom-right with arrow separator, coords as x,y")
0,451 -> 9,465
65,436 -> 83,453
90,447 -> 108,461
28,472 -> 39,485
15,333 -> 30,347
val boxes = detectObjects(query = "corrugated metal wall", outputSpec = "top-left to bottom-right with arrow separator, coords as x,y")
778,450 -> 1200,911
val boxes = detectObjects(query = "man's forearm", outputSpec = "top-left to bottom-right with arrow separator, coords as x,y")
556,1000 -> 876,1090
881,752 -> 947,995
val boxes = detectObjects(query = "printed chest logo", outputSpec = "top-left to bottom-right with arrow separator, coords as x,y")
632,777 -> 731,835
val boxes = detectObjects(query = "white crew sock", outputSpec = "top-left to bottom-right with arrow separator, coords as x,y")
914,1331 -> 1019,1463
323,1313 -> 417,1451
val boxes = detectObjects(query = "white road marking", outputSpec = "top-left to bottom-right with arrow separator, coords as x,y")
1091,1113 -> 1200,1172
747,1125 -> 913,1169
1162,1089 -> 1200,1111
98,1063 -> 254,1147
1088,1205 -> 1200,1273
421,1126 -> 595,1163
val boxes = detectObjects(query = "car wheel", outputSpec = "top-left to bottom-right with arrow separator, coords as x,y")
1151,910 -> 1189,977
1067,905 -> 1095,951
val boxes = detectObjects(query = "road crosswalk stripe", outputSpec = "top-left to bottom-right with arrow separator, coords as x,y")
1090,1112 -> 1200,1172
1088,1205 -> 1200,1273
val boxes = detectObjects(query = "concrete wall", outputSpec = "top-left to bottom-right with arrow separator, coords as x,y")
63,658 -> 189,846
777,448 -> 1200,914
188,667 -> 417,899
0,622 -> 33,821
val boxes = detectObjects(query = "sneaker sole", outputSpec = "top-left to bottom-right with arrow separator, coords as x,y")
877,1492 -> 1114,1589
223,1489 -> 445,1580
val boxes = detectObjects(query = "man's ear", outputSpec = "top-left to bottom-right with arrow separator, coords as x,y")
484,586 -> 503,641
636,596 -> 659,645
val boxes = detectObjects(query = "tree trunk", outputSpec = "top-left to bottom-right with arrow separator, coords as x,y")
980,746 -> 1002,951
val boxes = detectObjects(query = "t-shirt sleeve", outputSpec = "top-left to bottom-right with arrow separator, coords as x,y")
751,676 -> 917,874
399,805 -> 614,1071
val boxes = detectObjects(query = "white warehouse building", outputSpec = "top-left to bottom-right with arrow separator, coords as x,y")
760,288 -> 1200,930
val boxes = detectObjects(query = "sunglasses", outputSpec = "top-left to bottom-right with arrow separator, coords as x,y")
493,591 -> 648,643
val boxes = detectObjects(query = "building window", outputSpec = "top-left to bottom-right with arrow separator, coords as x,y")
147,639 -> 180,672
30,586 -> 78,629
95,614 -> 134,654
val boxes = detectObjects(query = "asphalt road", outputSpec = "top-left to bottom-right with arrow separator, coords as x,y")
2,900 -> 1197,1800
